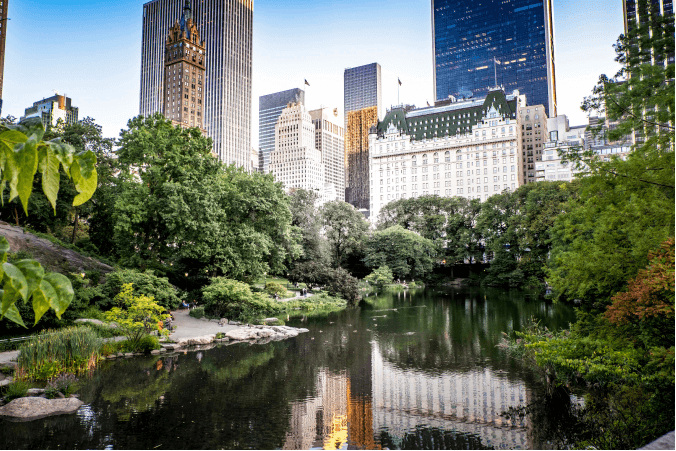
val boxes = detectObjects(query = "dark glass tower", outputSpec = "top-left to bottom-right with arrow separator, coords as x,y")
432,0 -> 556,118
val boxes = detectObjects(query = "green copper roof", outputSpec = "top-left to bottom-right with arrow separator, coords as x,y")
377,90 -> 518,142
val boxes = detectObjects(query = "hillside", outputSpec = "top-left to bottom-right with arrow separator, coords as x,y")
0,222 -> 113,274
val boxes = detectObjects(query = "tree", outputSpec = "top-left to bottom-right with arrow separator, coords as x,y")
365,266 -> 393,288
288,188 -> 328,265
104,283 -> 168,349
321,201 -> 369,269
0,119 -> 98,327
113,114 -> 298,287
364,225 -> 437,280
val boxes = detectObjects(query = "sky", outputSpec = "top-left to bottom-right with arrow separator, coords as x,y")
2,0 -> 624,144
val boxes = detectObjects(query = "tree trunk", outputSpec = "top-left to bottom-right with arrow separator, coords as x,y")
71,210 -> 79,244
14,206 -> 20,227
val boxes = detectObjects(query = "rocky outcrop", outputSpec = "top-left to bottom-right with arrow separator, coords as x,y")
176,335 -> 216,346
0,222 -> 113,274
0,396 -> 83,421
225,325 -> 308,342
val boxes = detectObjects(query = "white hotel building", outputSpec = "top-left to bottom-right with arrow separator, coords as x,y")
369,89 -> 527,221
269,102 -> 331,203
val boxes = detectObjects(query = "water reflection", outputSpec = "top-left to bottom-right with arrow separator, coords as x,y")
0,287 -> 574,450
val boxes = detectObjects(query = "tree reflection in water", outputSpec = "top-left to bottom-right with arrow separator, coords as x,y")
1,287 -> 575,450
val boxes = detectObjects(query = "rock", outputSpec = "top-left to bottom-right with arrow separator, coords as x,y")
56,392 -> 65,399
229,321 -> 241,326
150,350 -> 161,355
262,318 -> 278,323
159,348 -> 167,353
641,431 -> 675,450
0,397 -> 83,421
74,319 -> 105,326
218,318 -> 229,326
225,329 -> 251,341
106,355 -> 117,359
124,353 -> 134,358
116,353 -> 125,358
176,335 -> 215,346
0,361 -> 17,371
26,389 -> 45,396
297,328 -> 309,333
0,379 -> 13,387
69,394 -> 80,399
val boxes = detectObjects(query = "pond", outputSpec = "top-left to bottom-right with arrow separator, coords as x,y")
1,287 -> 576,450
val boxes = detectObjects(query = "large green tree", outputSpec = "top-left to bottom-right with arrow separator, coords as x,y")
113,114 -> 298,287
321,201 -> 368,270
364,225 -> 437,280
288,188 -> 327,266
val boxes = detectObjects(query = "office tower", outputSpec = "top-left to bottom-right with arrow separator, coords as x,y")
0,0 -> 8,116
369,89 -> 527,221
536,114 -> 586,182
432,0 -> 557,118
344,63 -> 382,210
624,0 -> 673,33
20,94 -> 79,129
140,0 -> 253,167
518,105 -> 548,183
259,88 -> 305,174
309,108 -> 345,201
163,2 -> 206,130
346,107 -> 378,211
269,102 -> 326,199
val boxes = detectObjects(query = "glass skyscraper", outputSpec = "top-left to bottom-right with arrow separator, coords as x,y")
344,63 -> 382,211
140,0 -> 253,168
258,88 -> 305,174
432,0 -> 556,118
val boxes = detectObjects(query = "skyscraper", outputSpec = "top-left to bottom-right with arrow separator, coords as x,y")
0,0 -> 8,116
163,2 -> 207,130
432,0 -> 557,118
309,108 -> 345,201
624,0 -> 674,33
140,0 -> 253,168
259,88 -> 305,174
344,63 -> 382,210
20,94 -> 79,129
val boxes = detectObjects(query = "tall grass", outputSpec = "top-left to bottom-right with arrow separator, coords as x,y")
17,326 -> 103,380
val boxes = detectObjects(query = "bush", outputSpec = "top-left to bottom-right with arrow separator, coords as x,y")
265,281 -> 287,297
202,278 -> 280,321
325,267 -> 360,304
45,373 -> 78,398
135,335 -> 160,353
17,326 -> 102,380
189,307 -> 205,319
3,380 -> 29,401
104,284 -> 168,349
99,269 -> 181,310
365,266 -> 393,288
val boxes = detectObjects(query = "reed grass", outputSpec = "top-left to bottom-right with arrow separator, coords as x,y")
17,326 -> 103,380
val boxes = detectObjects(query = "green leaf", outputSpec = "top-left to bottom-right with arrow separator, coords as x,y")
0,236 -> 9,266
0,130 -> 28,148
47,139 -> 74,172
43,272 -> 73,318
70,151 -> 97,206
3,303 -> 26,328
2,262 -> 29,301
13,135 -> 39,214
14,259 -> 45,299
32,279 -> 57,325
38,144 -> 61,212
0,285 -> 19,317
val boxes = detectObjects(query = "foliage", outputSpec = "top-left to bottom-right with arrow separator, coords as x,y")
113,114 -> 298,288
288,188 -> 328,265
364,225 -> 437,280
17,326 -> 102,380
365,266 -> 393,288
288,262 -> 360,303
103,284 -> 168,349
202,277 -> 279,321
99,269 -> 181,310
280,292 -> 347,318
264,281 -> 287,297
44,373 -> 78,398
324,267 -> 361,304
321,201 -> 369,270
134,335 -> 161,353
2,380 -> 29,401
288,261 -> 331,290
189,307 -> 205,319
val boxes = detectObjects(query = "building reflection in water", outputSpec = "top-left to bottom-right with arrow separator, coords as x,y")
283,339 -> 531,450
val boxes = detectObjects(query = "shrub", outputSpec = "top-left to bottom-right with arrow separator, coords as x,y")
45,373 -> 78,398
325,267 -> 361,304
265,281 -> 287,297
202,278 -> 280,321
99,269 -> 181,310
365,266 -> 393,288
135,335 -> 160,353
17,326 -> 102,380
104,284 -> 168,349
189,307 -> 206,319
3,380 -> 29,401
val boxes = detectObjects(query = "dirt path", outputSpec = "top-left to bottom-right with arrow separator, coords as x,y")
167,310 -> 240,341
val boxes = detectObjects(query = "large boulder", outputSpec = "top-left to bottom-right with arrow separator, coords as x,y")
0,397 -> 83,421
176,335 -> 215,346
225,329 -> 253,341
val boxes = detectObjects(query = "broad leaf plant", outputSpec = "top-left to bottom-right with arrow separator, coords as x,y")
0,118 -> 98,327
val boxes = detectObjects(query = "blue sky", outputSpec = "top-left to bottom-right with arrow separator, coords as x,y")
2,0 -> 624,143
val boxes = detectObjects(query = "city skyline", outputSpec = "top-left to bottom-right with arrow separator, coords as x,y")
1,0 -> 623,145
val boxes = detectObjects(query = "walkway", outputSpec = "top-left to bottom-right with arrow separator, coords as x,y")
167,310 -> 239,342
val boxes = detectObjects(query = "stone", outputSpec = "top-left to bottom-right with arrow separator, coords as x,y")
74,319 -> 105,326
69,394 -> 80,399
0,378 -> 13,387
218,318 -> 229,326
640,431 -> 675,450
262,318 -> 279,323
176,335 -> 215,346
150,350 -> 161,355
159,348 -> 167,353
225,329 -> 252,341
124,353 -> 134,358
116,353 -> 125,358
0,361 -> 18,371
297,328 -> 309,333
106,355 -> 116,359
56,392 -> 65,399
0,397 -> 83,421
229,321 -> 241,326
26,389 -> 45,396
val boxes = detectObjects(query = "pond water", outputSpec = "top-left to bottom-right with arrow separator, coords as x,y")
1,287 -> 575,450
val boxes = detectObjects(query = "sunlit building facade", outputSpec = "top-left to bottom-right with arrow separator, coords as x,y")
309,108 -> 345,201
259,88 -> 305,174
519,105 -> 548,183
140,0 -> 253,168
20,94 -> 79,129
432,0 -> 556,118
